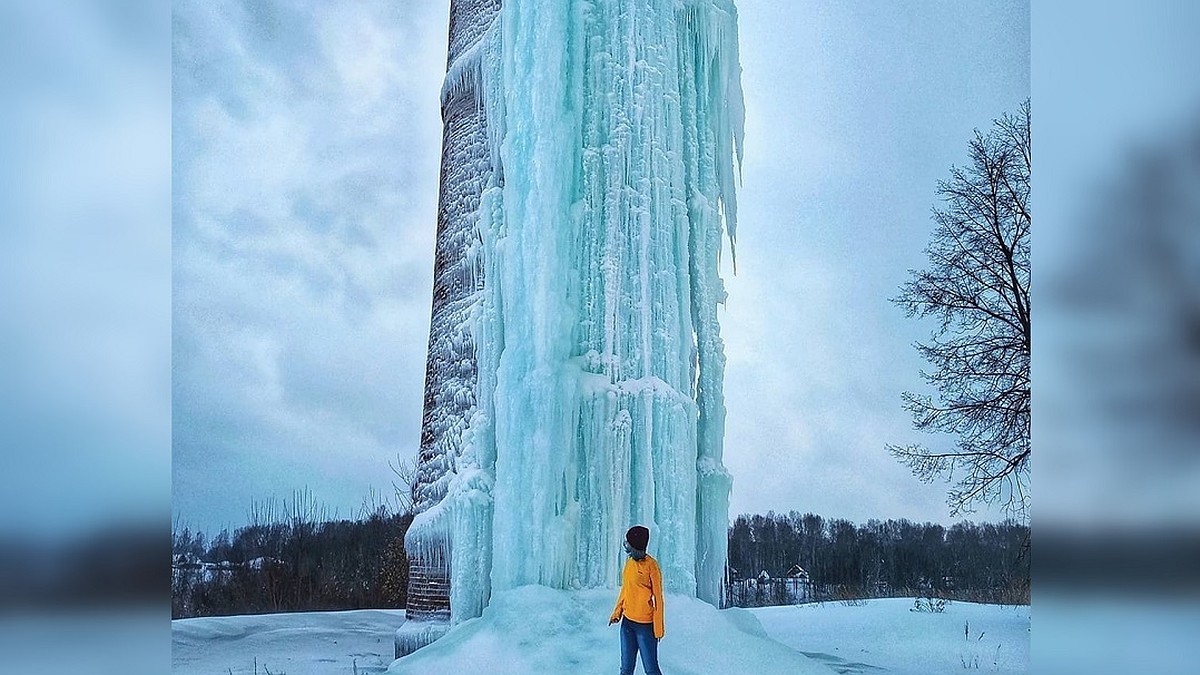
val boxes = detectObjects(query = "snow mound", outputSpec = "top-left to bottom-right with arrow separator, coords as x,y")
387,586 -> 835,674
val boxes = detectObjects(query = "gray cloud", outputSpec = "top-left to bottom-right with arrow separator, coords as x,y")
723,0 -> 1028,524
172,0 -> 448,531
173,0 -> 1029,532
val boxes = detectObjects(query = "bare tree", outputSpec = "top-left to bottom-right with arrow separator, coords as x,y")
889,101 -> 1031,520
389,453 -> 417,515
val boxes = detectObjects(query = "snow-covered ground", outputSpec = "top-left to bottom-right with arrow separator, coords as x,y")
750,598 -> 1030,674
385,586 -> 831,674
171,592 -> 1030,674
172,609 -> 404,674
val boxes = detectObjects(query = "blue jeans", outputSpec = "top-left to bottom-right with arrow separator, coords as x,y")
620,617 -> 661,675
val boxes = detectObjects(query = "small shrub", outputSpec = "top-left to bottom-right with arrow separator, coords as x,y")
910,596 -> 947,613
830,584 -> 868,606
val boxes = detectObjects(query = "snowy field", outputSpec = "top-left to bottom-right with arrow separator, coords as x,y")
172,591 -> 1031,674
750,598 -> 1029,674
172,609 -> 405,674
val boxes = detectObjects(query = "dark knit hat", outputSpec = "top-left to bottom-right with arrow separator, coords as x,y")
625,525 -> 650,552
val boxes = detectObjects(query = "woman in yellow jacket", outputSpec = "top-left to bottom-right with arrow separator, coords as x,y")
608,525 -> 664,675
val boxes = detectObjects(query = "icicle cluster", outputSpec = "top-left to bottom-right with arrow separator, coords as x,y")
408,0 -> 745,627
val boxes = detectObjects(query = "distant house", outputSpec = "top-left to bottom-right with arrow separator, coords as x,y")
785,564 -> 809,581
723,563 -> 813,607
781,564 -> 813,603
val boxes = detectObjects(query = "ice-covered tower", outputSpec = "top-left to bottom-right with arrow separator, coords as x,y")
404,0 -> 500,624
401,0 -> 501,645
400,0 -> 744,656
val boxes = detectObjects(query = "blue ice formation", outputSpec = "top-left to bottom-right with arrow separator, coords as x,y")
404,0 -> 745,641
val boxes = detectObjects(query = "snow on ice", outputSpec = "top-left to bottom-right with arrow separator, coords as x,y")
388,587 -> 832,674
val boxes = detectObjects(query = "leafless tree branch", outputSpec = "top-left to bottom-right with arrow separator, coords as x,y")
889,100 -> 1031,521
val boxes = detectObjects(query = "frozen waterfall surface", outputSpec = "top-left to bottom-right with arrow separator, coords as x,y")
407,0 -> 746,637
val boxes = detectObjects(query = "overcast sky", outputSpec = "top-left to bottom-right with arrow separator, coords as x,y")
172,0 -> 1029,535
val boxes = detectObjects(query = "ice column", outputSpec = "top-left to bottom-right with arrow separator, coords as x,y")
483,0 -> 743,603
404,0 -> 744,640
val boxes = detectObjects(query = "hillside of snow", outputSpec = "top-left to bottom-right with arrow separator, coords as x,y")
387,586 -> 833,674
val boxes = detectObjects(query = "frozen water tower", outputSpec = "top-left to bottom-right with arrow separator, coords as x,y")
397,0 -> 744,657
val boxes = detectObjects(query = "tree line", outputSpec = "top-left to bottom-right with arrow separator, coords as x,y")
727,511 -> 1029,605
172,492 -> 413,619
173,501 -> 1028,618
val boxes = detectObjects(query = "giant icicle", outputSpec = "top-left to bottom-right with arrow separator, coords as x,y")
401,0 -> 744,653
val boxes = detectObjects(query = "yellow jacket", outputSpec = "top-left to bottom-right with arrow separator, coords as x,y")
609,555 -> 665,639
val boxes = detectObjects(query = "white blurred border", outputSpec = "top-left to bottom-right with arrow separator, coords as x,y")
1,0 -> 1199,672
